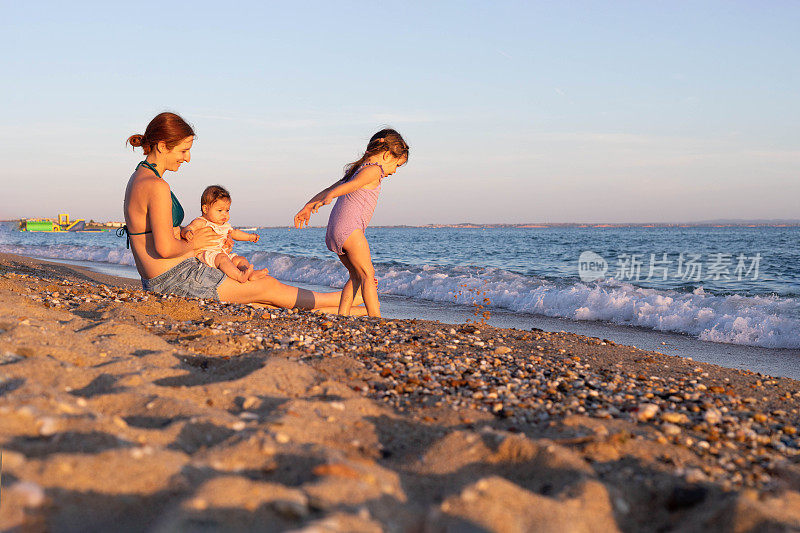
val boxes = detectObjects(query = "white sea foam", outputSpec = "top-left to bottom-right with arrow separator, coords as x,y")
250,251 -> 800,349
2,243 -> 799,348
0,244 -> 137,266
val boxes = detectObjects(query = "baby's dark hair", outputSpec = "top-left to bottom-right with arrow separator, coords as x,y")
201,185 -> 231,208
341,129 -> 409,182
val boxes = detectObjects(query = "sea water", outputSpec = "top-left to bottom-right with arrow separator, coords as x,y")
2,222 -> 799,375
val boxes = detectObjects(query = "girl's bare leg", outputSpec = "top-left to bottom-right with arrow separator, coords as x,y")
337,254 -> 361,315
340,230 -> 380,317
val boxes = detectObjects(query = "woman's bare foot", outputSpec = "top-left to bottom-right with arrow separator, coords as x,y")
316,305 -> 368,315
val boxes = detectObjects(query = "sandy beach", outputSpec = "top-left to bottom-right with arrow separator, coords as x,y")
1,251 -> 799,532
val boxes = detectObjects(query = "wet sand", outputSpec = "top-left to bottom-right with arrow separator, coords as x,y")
0,252 -> 799,532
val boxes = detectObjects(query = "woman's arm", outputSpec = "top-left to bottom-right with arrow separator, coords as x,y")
148,181 -> 216,258
294,166 -> 381,228
180,217 -> 206,241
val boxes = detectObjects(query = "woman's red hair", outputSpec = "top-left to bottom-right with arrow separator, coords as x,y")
127,112 -> 195,155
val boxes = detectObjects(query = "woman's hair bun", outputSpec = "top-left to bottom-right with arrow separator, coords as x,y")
127,134 -> 145,148
126,113 -> 195,155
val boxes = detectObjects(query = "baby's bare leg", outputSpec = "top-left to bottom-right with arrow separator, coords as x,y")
216,254 -> 252,283
232,255 -> 269,280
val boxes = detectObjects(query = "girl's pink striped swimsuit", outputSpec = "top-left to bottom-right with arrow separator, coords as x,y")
325,162 -> 385,255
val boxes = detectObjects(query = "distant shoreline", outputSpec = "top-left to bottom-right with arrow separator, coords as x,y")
247,222 -> 800,229
3,219 -> 799,229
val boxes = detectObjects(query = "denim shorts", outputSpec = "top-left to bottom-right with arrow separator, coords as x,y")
141,258 -> 226,300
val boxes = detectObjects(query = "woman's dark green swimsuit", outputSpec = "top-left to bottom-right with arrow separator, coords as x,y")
119,161 -> 185,248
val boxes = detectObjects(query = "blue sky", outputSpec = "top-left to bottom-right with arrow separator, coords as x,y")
1,1 -> 798,225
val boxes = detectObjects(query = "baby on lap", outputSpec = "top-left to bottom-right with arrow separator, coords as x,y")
182,185 -> 268,283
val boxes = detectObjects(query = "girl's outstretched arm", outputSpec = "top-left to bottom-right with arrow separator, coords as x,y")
294,185 -> 333,228
294,166 -> 382,228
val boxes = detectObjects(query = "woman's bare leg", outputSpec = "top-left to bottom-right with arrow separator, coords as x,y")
217,275 -> 366,313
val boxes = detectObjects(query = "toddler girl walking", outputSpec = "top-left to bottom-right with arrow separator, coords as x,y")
294,129 -> 409,317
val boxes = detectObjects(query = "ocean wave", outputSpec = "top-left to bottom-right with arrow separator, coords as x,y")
254,251 -> 800,349
0,244 -> 137,266
2,243 -> 799,348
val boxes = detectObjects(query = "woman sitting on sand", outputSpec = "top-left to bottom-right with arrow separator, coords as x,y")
122,112 -> 360,311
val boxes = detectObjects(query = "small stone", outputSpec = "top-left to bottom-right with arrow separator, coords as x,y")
11,481 -> 46,507
661,412 -> 690,424
188,498 -> 208,511
662,423 -> 681,436
703,408 -> 722,425
313,463 -> 362,479
753,413 -> 768,423
275,433 -> 290,444
684,468 -> 706,484
0,352 -> 24,365
461,488 -> 479,502
493,346 -> 512,355
242,396 -> 259,410
261,443 -> 277,455
636,403 -> 659,422
272,498 -> 309,520
0,450 -> 25,469
38,417 -> 59,436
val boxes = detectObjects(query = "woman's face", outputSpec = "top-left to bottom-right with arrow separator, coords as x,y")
161,136 -> 193,172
